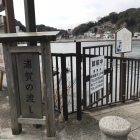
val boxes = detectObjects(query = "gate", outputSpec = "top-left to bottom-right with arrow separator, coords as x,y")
51,42 -> 140,121
82,45 -> 113,109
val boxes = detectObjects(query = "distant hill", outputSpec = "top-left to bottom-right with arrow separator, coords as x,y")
72,8 -> 140,36
36,24 -> 68,37
15,20 -> 68,36
15,20 -> 26,32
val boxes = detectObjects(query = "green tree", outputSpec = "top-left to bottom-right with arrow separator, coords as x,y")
109,12 -> 118,23
135,23 -> 140,32
93,27 -> 98,33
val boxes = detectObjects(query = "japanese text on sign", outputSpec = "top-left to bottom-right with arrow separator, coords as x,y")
23,59 -> 35,114
90,56 -> 104,94
17,53 -> 43,118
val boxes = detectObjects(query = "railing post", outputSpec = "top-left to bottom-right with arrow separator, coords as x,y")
76,42 -> 82,120
121,59 -> 127,103
61,55 -> 68,121
110,45 -> 113,102
122,60 -> 126,103
83,48 -> 87,108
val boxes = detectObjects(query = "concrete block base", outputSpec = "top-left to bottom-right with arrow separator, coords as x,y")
99,116 -> 131,140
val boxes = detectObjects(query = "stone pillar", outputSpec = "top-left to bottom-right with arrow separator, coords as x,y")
99,116 -> 131,140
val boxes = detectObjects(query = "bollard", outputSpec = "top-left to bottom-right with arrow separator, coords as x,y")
99,116 -> 131,140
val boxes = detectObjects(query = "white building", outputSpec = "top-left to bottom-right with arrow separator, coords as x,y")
16,26 -> 20,32
134,32 -> 140,38
95,34 -> 101,38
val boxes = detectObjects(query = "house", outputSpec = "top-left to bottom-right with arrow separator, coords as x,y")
95,34 -> 101,39
16,26 -> 20,32
84,31 -> 95,38
134,32 -> 140,38
104,31 -> 111,34
103,34 -> 109,39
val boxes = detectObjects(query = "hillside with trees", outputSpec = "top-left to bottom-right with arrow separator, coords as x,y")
15,21 -> 68,37
72,8 -> 140,36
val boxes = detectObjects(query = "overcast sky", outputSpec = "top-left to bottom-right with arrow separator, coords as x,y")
2,0 -> 140,30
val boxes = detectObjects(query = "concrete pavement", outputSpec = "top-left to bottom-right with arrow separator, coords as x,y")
1,89 -> 140,140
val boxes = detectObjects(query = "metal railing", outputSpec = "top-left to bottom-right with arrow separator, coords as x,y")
50,44 -> 140,121
51,53 -> 77,121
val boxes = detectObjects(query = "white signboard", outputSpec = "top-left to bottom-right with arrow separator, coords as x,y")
116,27 -> 132,53
90,56 -> 104,94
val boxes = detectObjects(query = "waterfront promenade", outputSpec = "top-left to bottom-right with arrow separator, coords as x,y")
1,89 -> 140,140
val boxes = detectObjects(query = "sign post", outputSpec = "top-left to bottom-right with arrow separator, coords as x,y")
115,27 -> 132,102
0,32 -> 59,137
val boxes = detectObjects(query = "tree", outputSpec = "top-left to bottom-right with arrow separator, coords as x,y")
93,27 -> 98,33
127,18 -> 136,26
73,8 -> 140,35
135,23 -> 140,32
109,12 -> 118,23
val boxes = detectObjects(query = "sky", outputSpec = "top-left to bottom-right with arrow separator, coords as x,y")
1,0 -> 140,30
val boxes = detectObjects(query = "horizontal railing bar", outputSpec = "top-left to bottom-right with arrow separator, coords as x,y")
107,56 -> 140,61
52,53 -> 77,57
82,55 -> 140,61
39,53 -> 77,57
51,40 -> 76,43
83,44 -> 113,50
